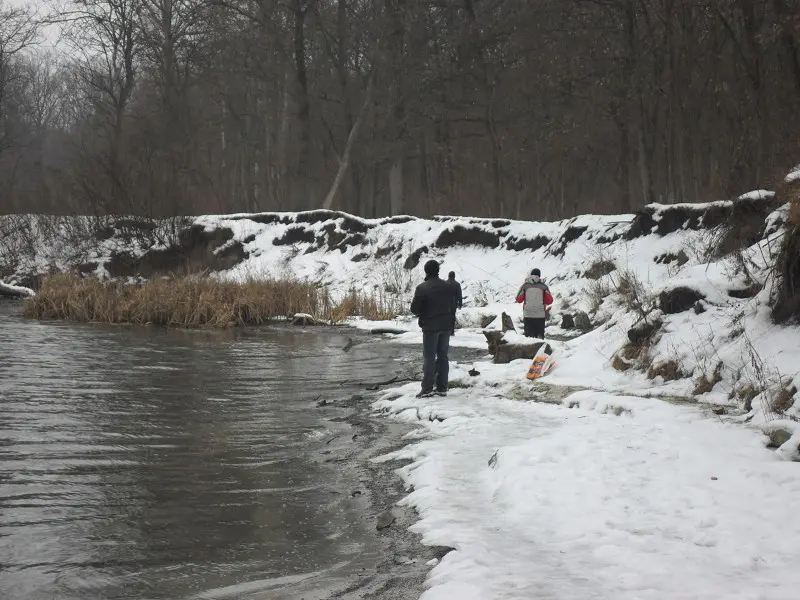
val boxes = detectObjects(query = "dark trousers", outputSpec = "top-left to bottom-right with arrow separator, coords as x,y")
523,317 -> 545,339
422,330 -> 450,393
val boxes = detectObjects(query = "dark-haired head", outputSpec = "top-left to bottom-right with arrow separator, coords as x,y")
424,260 -> 440,277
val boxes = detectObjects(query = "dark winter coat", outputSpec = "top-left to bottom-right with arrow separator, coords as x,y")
410,275 -> 456,332
447,279 -> 463,310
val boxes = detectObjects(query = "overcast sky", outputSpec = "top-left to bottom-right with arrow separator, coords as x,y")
6,0 -> 62,50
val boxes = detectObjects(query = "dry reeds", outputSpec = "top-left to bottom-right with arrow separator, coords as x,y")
329,287 -> 398,322
24,274 -> 395,327
788,182 -> 800,228
773,182 -> 800,322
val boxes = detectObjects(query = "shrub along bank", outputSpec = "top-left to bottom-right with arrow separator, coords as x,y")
23,274 -> 394,327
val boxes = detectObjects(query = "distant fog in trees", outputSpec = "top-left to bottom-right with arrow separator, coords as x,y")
1,0 -> 799,220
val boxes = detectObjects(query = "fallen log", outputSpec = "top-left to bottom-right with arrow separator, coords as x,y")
370,327 -> 407,335
501,312 -> 516,332
494,341 -> 552,364
479,311 -> 515,333
0,280 -> 35,299
483,330 -> 552,364
480,314 -> 497,328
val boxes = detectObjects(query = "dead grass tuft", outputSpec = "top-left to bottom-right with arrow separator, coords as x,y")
586,278 -> 613,313
329,287 -> 397,322
692,362 -> 724,396
585,259 -> 616,280
611,354 -> 630,372
613,269 -> 654,321
788,182 -> 800,228
611,342 -> 649,372
773,181 -> 800,322
790,203 -> 800,228
773,227 -> 800,322
647,360 -> 684,382
770,385 -> 797,415
24,274 -> 395,327
735,384 -> 760,412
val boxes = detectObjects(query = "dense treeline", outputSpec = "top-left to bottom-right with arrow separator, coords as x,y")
1,0 -> 800,220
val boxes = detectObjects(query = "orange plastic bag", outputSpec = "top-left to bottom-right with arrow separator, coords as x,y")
526,350 -> 555,380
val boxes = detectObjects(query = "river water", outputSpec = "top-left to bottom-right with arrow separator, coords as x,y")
0,306 -> 421,600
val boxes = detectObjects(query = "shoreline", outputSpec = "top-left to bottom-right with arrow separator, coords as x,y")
308,337 -> 487,600
319,394 -> 442,600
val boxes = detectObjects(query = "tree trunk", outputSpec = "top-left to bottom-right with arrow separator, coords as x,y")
322,77 -> 373,210
389,159 -> 404,215
293,1 -> 312,208
773,0 -> 800,92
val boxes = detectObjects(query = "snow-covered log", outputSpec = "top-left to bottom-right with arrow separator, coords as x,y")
291,313 -> 324,326
370,327 -> 407,335
0,280 -> 35,298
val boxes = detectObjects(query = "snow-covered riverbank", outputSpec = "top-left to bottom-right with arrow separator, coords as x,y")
353,272 -> 800,600
372,373 -> 800,599
352,201 -> 800,596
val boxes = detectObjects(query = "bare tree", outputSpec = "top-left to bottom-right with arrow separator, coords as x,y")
4,0 -> 800,219
57,0 -> 141,213
0,1 -> 39,161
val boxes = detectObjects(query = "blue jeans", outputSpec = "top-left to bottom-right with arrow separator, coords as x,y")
422,330 -> 450,393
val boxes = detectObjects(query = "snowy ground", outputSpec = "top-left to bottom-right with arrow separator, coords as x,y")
371,355 -> 800,600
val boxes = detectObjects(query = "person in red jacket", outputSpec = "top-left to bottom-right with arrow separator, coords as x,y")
515,268 -> 553,338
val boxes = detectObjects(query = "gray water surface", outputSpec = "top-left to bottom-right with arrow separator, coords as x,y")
0,309 -> 418,599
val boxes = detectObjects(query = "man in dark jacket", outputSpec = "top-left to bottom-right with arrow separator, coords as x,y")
410,260 -> 454,397
447,271 -> 462,336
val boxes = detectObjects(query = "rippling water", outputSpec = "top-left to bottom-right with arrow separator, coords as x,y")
0,307 -> 415,599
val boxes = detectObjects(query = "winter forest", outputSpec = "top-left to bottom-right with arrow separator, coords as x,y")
1,0 -> 800,220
